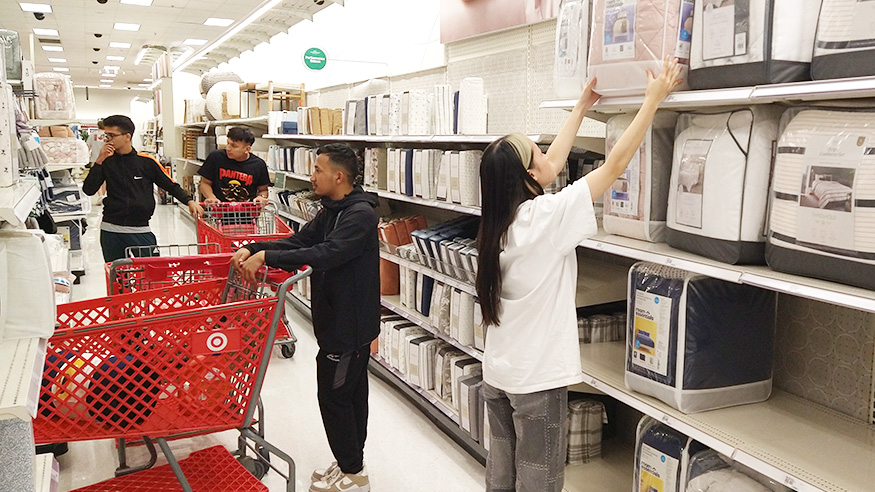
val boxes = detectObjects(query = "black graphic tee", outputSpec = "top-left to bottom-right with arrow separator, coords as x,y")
198,150 -> 272,202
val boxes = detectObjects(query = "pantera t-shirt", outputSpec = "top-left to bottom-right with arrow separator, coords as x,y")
198,149 -> 271,202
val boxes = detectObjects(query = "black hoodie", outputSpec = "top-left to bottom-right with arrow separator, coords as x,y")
244,187 -> 380,353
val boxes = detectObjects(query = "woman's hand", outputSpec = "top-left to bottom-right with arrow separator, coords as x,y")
644,56 -> 683,104
577,77 -> 601,110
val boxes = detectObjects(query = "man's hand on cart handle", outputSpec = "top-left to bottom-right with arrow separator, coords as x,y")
188,200 -> 205,218
238,251 -> 266,283
204,196 -> 221,204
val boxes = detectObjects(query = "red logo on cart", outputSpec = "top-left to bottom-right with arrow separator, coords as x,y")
193,330 -> 241,355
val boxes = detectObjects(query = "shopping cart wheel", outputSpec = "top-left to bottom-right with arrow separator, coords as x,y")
238,455 -> 269,480
280,343 -> 296,358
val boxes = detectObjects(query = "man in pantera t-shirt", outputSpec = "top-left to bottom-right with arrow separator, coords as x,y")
198,126 -> 272,203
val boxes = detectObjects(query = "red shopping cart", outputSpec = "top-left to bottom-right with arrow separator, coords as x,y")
35,266 -> 311,492
197,202 -> 293,253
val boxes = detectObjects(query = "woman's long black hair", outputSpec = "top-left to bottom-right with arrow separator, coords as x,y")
476,137 -> 544,326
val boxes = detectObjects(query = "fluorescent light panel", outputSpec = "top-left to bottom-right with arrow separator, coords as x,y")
104,65 -> 120,70
33,28 -> 58,36
99,84 -> 112,88
109,42 -> 131,49
48,57 -> 66,63
120,0 -> 153,5
101,79 -> 114,83
52,67 -> 68,72
183,39 -> 207,46
42,46 -> 63,52
204,18 -> 234,27
102,73 -> 117,77
19,3 -> 52,13
114,23 -> 140,32
134,47 -> 148,65
143,77 -> 152,82
106,55 -> 125,61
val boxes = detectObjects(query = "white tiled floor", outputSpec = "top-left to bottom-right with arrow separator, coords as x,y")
58,202 -> 485,491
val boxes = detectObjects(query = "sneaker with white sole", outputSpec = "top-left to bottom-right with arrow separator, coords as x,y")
309,465 -> 370,492
311,462 -> 339,483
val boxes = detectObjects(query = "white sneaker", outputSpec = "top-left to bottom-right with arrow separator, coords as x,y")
311,461 -> 339,483
309,465 -> 369,492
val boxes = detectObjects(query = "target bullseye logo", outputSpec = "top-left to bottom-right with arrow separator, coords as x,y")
206,333 -> 228,352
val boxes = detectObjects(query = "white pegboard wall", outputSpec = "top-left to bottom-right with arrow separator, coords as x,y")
773,294 -> 875,424
387,67 -> 448,94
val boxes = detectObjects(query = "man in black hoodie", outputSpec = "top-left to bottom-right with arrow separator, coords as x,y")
83,115 -> 203,262
233,143 -> 379,492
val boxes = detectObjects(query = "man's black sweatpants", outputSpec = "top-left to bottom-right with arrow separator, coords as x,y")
316,344 -> 371,474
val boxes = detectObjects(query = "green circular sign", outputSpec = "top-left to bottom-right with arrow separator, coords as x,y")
303,48 -> 327,71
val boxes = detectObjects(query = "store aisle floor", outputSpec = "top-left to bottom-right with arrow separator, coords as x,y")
58,203 -> 485,492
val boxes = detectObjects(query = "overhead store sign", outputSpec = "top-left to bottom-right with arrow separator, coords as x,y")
303,48 -> 327,71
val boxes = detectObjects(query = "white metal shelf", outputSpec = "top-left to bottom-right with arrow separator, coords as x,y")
541,75 -> 875,116
370,354 -> 461,424
0,337 -> 48,421
0,179 -> 41,226
265,133 -> 604,151
381,294 -> 483,361
364,187 -> 481,216
580,230 -> 875,314
578,341 -> 875,492
563,441 -> 634,492
278,170 -> 311,182
276,208 -> 310,225
175,157 -> 203,168
380,251 -> 476,296
46,162 -> 87,172
178,115 -> 269,131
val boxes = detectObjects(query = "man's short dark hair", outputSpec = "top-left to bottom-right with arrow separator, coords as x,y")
227,126 -> 255,145
103,115 -> 134,135
317,143 -> 361,186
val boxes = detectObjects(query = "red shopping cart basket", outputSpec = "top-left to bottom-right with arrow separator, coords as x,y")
35,267 -> 310,492
197,202 -> 293,253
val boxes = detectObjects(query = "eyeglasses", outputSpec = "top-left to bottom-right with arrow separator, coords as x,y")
102,132 -> 128,140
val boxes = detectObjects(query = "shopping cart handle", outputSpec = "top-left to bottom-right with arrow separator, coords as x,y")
275,265 -> 312,299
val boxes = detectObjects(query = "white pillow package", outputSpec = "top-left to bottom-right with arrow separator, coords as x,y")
554,0 -> 592,99
0,230 -> 55,340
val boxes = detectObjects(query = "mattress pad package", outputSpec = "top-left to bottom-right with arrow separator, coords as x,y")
35,72 -> 76,120
767,109 -> 875,290
688,0 -> 821,89
666,106 -> 781,264
588,0 -> 693,96
811,0 -> 875,79
634,416 -> 705,492
554,0 -> 592,98
603,111 -> 678,242
625,262 -> 776,413
686,449 -> 791,492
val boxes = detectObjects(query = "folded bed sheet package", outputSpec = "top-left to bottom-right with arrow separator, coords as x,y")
554,0 -> 592,98
625,262 -> 776,413
666,106 -> 781,264
686,449 -> 791,492
603,111 -> 678,242
634,416 -> 706,492
588,0 -> 693,96
688,0 -> 821,89
34,72 -> 76,120
767,109 -> 875,290
811,0 -> 875,79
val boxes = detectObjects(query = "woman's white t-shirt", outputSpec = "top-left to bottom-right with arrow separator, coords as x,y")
483,177 -> 598,394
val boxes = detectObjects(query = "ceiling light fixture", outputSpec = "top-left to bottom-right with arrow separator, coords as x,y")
52,67 -> 69,72
104,65 -> 120,71
33,28 -> 58,36
171,48 -> 195,69
203,18 -> 234,27
134,46 -> 148,65
120,0 -> 153,5
19,3 -> 52,13
183,39 -> 208,46
143,77 -> 152,82
113,23 -> 140,32
42,46 -> 63,52
102,73 -> 117,77
106,55 -> 125,61
48,57 -> 66,63
178,0 -> 283,73
99,84 -> 112,88
109,42 -> 131,49
101,79 -> 114,83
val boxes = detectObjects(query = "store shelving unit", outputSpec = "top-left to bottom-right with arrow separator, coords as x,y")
46,162 -> 87,173
179,115 -> 269,132
0,179 -> 41,226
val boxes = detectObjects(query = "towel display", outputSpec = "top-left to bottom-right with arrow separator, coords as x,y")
625,262 -> 776,413
634,416 -> 705,492
554,0 -> 592,98
811,0 -> 875,79
604,112 -> 678,242
566,399 -> 606,464
588,0 -> 692,96
667,107 -> 781,264
0,231 -> 55,341
688,0 -> 821,89
34,72 -> 76,120
0,30 -> 22,81
686,449 -> 791,492
767,109 -> 875,290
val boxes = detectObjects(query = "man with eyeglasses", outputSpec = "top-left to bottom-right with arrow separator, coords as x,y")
83,114 -> 205,262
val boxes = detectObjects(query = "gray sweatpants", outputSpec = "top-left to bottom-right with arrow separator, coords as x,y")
483,383 -> 568,492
